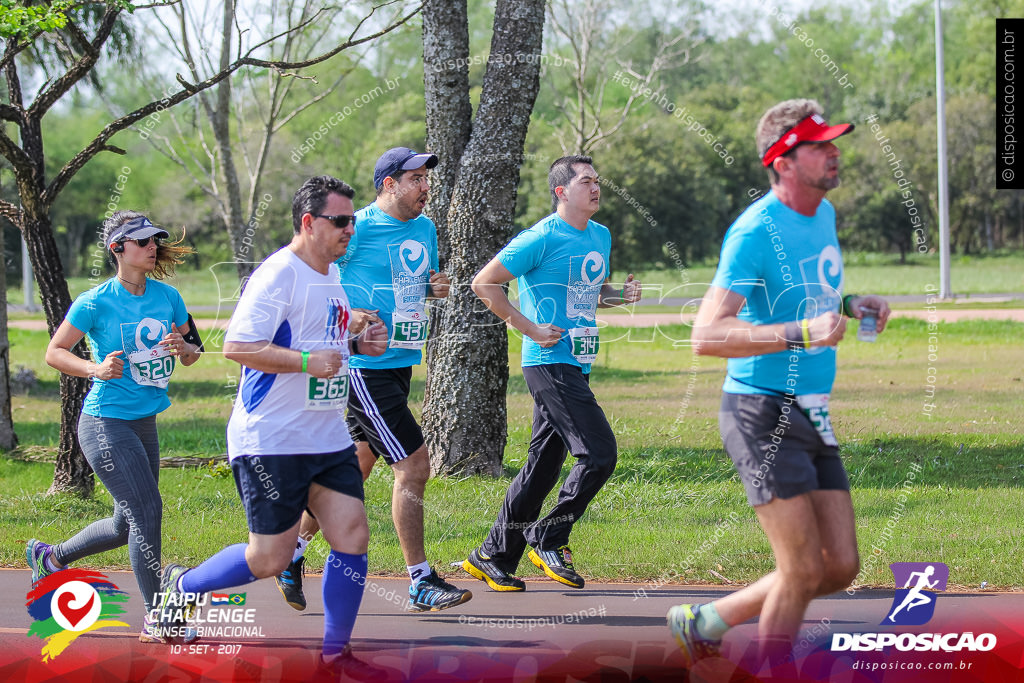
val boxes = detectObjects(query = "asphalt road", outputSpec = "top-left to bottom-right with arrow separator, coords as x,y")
3,568 -> 1023,682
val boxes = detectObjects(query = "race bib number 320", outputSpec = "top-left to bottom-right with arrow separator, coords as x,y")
127,346 -> 174,388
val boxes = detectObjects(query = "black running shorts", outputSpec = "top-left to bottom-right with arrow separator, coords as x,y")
719,392 -> 849,506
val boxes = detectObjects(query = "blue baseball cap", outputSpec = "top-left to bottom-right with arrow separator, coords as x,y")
104,215 -> 169,250
373,147 -> 438,189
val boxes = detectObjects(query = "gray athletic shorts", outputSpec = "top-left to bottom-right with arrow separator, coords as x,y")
719,392 -> 849,506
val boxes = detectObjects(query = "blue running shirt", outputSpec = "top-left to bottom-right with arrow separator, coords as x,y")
710,191 -> 844,396
336,203 -> 439,370
66,278 -> 188,419
498,213 -> 611,373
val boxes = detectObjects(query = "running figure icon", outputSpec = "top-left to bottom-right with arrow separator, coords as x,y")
887,565 -> 940,622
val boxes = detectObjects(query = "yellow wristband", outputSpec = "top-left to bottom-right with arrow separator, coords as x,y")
800,319 -> 811,349
301,350 -> 309,373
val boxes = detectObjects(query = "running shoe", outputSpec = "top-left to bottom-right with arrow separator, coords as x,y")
154,563 -> 201,644
667,603 -> 722,666
26,539 -> 59,583
407,569 -> 472,612
276,556 -> 307,611
461,547 -> 526,592
316,644 -> 390,682
528,545 -> 585,588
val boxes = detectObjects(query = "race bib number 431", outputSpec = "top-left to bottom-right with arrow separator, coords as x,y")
390,311 -> 429,350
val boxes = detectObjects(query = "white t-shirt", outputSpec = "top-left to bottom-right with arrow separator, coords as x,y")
226,247 -> 354,458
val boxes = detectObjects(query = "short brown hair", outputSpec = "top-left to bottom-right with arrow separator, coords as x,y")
756,99 -> 823,183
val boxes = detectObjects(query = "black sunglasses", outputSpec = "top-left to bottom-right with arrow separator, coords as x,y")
120,236 -> 161,248
314,214 -> 356,229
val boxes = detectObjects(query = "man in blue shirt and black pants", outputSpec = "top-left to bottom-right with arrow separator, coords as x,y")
464,155 -> 642,591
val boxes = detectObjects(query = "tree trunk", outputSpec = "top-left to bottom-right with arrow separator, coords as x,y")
0,210 -> 17,451
20,206 -> 94,495
210,0 -> 256,282
421,0 -> 545,476
422,0 -> 473,267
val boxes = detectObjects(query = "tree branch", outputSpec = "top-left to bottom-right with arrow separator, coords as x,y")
43,1 -> 420,205
0,198 -> 22,225
28,7 -> 121,118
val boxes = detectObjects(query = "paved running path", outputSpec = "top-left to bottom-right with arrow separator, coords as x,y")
2,569 -> 1022,682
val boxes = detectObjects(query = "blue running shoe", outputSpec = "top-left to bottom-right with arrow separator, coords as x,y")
407,569 -> 472,612
276,556 -> 307,611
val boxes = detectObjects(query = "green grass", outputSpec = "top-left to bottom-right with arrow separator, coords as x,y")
4,319 -> 1024,590
610,250 -> 1024,298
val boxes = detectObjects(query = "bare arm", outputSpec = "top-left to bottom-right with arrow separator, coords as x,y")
45,320 -> 122,379
223,341 -> 342,379
691,286 -> 846,358
471,257 -> 563,347
598,273 -> 642,308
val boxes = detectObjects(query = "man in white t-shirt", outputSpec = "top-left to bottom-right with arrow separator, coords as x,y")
155,176 -> 389,678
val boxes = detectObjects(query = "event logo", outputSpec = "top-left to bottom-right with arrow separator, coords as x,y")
25,569 -> 129,662
398,239 -> 429,277
885,562 -> 948,626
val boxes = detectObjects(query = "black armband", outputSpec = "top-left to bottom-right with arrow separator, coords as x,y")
182,313 -> 204,352
349,336 -> 360,355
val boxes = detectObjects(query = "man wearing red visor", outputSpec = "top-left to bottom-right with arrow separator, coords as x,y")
667,99 -> 891,670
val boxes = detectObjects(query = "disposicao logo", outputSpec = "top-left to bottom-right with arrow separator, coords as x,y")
25,568 -> 129,661
885,562 -> 948,626
831,561 -> 997,653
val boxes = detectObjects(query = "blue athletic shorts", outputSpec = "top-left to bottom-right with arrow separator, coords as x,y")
231,447 -> 363,535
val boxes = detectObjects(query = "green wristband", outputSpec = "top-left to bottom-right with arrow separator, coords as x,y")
842,294 -> 855,317
301,350 -> 309,373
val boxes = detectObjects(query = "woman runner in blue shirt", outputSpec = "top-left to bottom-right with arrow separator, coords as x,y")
28,210 -> 202,643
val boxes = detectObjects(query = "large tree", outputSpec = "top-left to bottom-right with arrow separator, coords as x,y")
138,0 -> 415,280
0,0 -> 416,495
420,0 -> 545,475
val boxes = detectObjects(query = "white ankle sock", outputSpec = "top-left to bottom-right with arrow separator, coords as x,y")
292,536 -> 309,563
408,561 -> 431,584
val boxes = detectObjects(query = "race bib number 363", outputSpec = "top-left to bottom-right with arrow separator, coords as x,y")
306,367 -> 349,411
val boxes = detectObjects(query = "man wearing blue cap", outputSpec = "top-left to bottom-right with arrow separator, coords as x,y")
277,147 -> 472,613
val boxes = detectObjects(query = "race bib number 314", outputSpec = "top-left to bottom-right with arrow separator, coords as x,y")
570,326 -> 600,364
